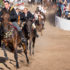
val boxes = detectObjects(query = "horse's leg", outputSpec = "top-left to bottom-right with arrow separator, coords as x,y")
41,30 -> 43,36
14,48 -> 19,68
22,43 -> 29,64
13,41 -> 19,68
41,24 -> 43,36
24,49 -> 29,64
32,37 -> 36,55
41,29 -> 43,36
29,39 -> 32,55
2,43 -> 8,60
27,41 -> 28,50
0,36 -> 1,47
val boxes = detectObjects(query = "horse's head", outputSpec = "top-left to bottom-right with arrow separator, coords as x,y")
2,12 -> 11,33
38,12 -> 46,22
36,15 -> 44,32
2,12 -> 10,23
25,20 -> 32,36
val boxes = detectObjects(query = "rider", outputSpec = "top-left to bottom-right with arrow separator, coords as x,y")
0,1 -> 26,43
20,8 -> 34,22
20,8 -> 39,37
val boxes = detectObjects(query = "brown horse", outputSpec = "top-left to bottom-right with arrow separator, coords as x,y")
35,14 -> 45,36
1,12 -> 29,68
22,19 -> 36,55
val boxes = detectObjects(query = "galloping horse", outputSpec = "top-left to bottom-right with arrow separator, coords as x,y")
35,13 -> 45,36
1,12 -> 29,68
22,19 -> 36,55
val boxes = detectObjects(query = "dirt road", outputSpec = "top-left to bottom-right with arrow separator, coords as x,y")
0,5 -> 70,70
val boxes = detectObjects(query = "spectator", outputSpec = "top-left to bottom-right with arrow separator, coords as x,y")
65,3 -> 70,19
57,6 -> 62,17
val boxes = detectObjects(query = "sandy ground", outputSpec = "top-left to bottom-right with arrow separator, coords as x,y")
0,4 -> 70,70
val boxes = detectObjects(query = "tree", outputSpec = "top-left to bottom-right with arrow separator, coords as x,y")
0,0 -> 3,6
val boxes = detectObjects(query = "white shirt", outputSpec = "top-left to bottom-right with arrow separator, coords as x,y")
34,13 -> 38,20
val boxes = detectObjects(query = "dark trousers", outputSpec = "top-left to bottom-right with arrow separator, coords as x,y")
0,35 -> 1,47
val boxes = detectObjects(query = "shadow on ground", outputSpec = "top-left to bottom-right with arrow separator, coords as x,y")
0,57 -> 11,70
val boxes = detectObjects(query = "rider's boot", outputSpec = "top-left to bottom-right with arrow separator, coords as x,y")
18,31 -> 26,43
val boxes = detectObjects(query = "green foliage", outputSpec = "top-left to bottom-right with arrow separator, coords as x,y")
0,0 -> 3,6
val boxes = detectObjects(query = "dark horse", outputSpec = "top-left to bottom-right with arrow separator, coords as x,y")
22,19 -> 36,55
1,12 -> 29,68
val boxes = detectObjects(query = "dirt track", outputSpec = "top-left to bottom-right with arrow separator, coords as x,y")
0,5 -> 70,70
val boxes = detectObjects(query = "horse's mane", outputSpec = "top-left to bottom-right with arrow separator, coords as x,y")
2,12 -> 10,23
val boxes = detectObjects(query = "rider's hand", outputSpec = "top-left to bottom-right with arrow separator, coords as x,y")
33,18 -> 35,22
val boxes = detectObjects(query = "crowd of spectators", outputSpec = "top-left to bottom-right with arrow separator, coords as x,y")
57,0 -> 70,19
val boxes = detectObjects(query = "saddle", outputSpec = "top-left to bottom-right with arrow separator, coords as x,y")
4,23 -> 17,39
4,28 -> 14,38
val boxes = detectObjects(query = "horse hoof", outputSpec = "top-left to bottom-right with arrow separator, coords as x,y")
32,52 -> 34,55
27,59 -> 29,64
16,64 -> 19,68
16,66 -> 19,69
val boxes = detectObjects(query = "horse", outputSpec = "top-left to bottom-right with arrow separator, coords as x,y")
1,12 -> 29,68
35,13 -> 45,36
22,19 -> 36,55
